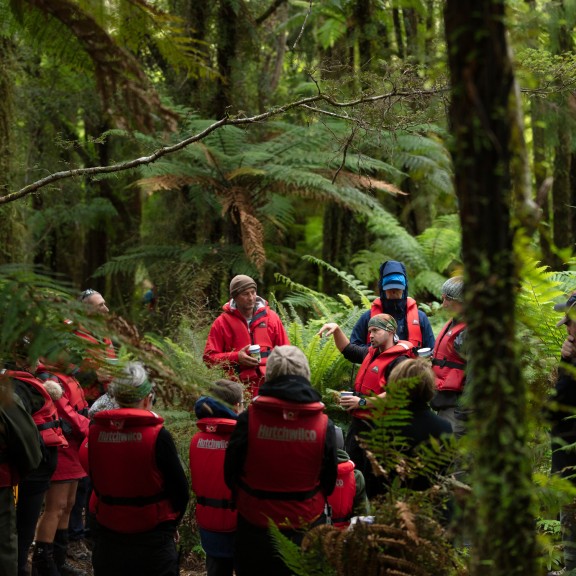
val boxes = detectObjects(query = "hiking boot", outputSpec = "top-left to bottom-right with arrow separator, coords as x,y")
58,562 -> 87,576
66,540 -> 90,561
30,542 -> 60,576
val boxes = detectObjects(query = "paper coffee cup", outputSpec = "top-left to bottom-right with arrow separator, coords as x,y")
340,391 -> 354,397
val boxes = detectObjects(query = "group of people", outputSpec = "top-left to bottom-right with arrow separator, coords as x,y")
0,288 -> 117,576
194,263 -> 467,574
0,261 -> 492,576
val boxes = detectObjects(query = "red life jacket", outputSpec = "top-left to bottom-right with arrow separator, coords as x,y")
370,297 -> 423,347
189,418 -> 237,533
327,459 -> 356,528
432,320 -> 467,392
36,366 -> 89,417
352,342 -> 414,419
218,306 -> 275,389
236,396 -> 328,529
4,370 -> 68,448
73,326 -> 116,402
89,409 -> 180,533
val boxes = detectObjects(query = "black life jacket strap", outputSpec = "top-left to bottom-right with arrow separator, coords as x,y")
431,358 -> 465,370
196,496 -> 236,510
37,420 -> 62,432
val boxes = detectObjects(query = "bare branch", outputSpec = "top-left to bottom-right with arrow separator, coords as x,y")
2,87 -> 448,205
290,0 -> 312,51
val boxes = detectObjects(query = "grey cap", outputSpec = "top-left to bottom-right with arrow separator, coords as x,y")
265,345 -> 311,382
441,276 -> 464,303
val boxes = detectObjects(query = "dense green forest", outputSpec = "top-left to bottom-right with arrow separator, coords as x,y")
4,0 -> 576,574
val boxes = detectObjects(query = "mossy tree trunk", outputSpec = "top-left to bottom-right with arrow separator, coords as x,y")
444,2 -> 537,575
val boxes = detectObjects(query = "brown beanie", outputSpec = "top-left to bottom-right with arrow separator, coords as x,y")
265,345 -> 311,382
229,275 -> 257,298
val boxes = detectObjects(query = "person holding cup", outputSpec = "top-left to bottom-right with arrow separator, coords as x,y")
317,314 -> 416,497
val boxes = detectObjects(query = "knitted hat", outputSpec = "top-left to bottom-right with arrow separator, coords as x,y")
555,292 -> 576,327
382,273 -> 406,291
229,275 -> 257,298
265,345 -> 311,382
441,276 -> 464,303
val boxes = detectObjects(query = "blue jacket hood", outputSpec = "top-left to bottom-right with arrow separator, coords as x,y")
378,261 -> 408,313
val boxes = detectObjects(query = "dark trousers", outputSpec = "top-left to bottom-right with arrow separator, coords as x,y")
68,476 -> 90,540
234,515 -> 307,576
345,418 -> 387,499
92,528 -> 178,576
17,480 -> 49,576
0,487 -> 17,576
206,555 -> 234,576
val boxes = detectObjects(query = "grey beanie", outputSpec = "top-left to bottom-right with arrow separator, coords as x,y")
265,345 -> 311,382
229,275 -> 257,298
442,276 -> 464,303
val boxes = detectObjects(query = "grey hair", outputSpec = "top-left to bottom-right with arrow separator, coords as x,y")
109,362 -> 153,407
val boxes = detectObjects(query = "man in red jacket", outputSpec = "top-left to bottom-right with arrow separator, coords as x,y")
203,275 -> 290,397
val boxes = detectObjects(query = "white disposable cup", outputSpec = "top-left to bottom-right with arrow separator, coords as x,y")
340,391 -> 354,398
417,347 -> 432,358
248,345 -> 261,361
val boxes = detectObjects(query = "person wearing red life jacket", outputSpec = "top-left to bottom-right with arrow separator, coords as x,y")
348,260 -> 435,355
32,360 -> 89,576
74,288 -> 116,405
318,314 -> 416,498
0,386 -> 42,576
430,277 -> 468,438
3,353 -> 68,576
88,362 -> 189,576
224,345 -> 338,576
203,275 -> 290,398
327,426 -> 369,529
189,380 -> 244,576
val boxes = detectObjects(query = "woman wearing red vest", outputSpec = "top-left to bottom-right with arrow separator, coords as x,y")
430,276 -> 468,438
224,345 -> 338,576
189,380 -> 244,576
88,362 -> 189,576
318,314 -> 416,498
32,362 -> 89,576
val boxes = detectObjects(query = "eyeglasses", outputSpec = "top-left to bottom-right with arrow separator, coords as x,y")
80,289 -> 99,301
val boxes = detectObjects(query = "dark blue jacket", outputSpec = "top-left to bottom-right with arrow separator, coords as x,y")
349,261 -> 435,352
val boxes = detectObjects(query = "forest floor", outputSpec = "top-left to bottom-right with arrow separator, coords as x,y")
64,550 -> 207,576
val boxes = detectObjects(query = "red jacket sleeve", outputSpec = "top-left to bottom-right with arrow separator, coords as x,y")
55,395 -> 90,439
203,315 -> 242,368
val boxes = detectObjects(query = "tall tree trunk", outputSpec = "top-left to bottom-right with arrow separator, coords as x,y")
392,9 -> 405,59
444,2 -> 537,576
551,0 -> 574,269
0,39 -> 28,264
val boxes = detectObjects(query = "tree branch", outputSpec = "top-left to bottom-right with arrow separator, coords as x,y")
255,0 -> 287,25
1,87 -> 447,205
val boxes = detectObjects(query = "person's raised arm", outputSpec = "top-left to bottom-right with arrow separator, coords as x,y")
317,323 -> 350,352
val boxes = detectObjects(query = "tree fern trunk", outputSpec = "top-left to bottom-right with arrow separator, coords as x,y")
444,2 -> 537,575
213,0 -> 237,118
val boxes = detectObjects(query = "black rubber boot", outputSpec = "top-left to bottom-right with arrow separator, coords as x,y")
53,530 -> 86,576
30,542 -> 60,576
